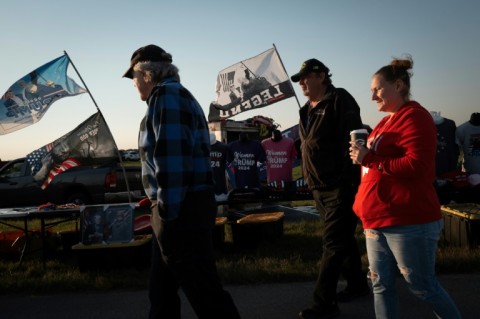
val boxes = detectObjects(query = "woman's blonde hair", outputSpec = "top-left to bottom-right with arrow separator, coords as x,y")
374,54 -> 413,99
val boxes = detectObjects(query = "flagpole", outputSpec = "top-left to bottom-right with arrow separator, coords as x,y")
272,43 -> 302,109
63,50 -> 133,204
63,51 -> 102,113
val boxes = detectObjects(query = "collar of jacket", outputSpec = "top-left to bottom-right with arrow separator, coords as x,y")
146,77 -> 178,103
300,84 -> 335,114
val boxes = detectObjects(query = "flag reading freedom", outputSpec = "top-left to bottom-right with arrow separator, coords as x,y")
0,55 -> 86,135
25,111 -> 118,189
208,48 -> 295,122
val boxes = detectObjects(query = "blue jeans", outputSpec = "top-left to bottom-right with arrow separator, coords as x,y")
365,220 -> 462,319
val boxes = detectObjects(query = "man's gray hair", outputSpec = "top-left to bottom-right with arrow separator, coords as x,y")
133,61 -> 180,83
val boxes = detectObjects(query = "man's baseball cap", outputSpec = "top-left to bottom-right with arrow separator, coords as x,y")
290,58 -> 329,82
122,44 -> 172,79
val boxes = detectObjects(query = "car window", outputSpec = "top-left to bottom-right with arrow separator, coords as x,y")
0,162 -> 24,178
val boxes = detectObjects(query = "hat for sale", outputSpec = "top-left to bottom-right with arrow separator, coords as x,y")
290,58 -> 329,82
123,44 -> 172,79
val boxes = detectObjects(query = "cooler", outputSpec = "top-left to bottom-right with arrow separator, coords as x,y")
441,203 -> 480,248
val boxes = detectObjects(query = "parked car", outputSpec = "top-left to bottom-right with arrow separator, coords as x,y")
0,158 -> 144,208
123,150 -> 140,161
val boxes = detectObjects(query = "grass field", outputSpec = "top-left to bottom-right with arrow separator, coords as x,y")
1,211 -> 479,295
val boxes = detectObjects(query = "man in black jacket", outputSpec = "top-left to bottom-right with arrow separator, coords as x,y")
292,59 -> 370,319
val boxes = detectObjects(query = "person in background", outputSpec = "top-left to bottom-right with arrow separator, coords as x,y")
292,58 -> 370,319
349,55 -> 462,319
123,44 -> 240,319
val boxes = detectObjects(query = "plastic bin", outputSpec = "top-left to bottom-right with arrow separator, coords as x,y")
0,230 -> 25,258
441,203 -> 480,248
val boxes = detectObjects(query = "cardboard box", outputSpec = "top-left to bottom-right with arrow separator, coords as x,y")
230,212 -> 284,248
441,203 -> 480,248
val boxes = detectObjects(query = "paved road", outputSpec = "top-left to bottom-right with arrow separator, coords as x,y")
1,273 -> 479,319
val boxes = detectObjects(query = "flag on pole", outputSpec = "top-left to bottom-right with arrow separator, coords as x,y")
40,158 -> 81,190
0,55 -> 86,135
208,47 -> 295,122
25,111 -> 118,189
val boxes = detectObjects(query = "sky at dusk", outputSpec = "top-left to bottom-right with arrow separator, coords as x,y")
1,0 -> 479,160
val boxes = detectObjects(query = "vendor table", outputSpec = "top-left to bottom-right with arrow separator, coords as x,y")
0,207 -> 80,266
0,194 -> 315,267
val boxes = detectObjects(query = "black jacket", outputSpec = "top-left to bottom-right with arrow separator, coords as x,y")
299,84 -> 363,190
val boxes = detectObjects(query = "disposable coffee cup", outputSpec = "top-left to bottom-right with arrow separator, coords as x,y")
350,129 -> 369,164
350,128 -> 368,146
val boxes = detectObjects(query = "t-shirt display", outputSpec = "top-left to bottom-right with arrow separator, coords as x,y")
434,117 -> 459,176
210,140 -> 231,195
456,117 -> 480,174
227,136 -> 266,189
261,136 -> 297,183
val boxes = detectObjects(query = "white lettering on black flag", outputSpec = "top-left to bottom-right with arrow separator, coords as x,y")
208,48 -> 294,122
25,112 -> 118,189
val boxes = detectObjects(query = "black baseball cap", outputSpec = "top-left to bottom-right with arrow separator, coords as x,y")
290,58 -> 329,82
122,44 -> 172,79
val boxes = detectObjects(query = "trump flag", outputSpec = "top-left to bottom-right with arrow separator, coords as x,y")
0,55 -> 86,135
26,111 -> 118,189
208,47 -> 295,122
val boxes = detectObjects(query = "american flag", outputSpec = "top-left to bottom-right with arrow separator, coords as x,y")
41,158 -> 80,189
26,143 -> 54,175
24,112 -> 117,190
220,71 -> 236,93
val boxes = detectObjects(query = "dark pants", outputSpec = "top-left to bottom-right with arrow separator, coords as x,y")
148,190 -> 241,319
311,184 -> 368,308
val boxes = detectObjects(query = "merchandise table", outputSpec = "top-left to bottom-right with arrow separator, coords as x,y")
0,207 -> 80,266
0,194 -> 314,267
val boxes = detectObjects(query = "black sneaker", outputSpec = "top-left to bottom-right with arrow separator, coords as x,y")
336,286 -> 370,302
298,306 -> 340,319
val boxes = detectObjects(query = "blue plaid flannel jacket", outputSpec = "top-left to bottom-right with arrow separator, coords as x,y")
138,77 -> 213,221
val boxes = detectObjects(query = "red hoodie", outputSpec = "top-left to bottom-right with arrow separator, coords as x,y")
353,101 -> 441,229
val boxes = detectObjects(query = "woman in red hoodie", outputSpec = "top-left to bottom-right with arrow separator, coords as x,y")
349,56 -> 462,319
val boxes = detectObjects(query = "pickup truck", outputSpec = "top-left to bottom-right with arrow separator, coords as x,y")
0,158 -> 144,208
